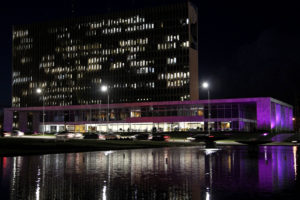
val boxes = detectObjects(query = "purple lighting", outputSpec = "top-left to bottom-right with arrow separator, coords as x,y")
256,98 -> 272,130
276,104 -> 281,129
269,101 -> 294,132
288,109 -> 292,129
3,97 -> 293,132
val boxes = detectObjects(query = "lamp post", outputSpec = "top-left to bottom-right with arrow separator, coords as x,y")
101,85 -> 109,133
98,98 -> 101,133
36,88 -> 45,135
202,82 -> 210,136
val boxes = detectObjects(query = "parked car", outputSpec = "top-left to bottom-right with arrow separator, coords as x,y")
105,133 -> 121,140
187,133 -> 211,142
3,130 -> 24,137
135,133 -> 153,140
55,131 -> 75,140
152,134 -> 170,141
83,132 -> 106,140
74,132 -> 84,139
130,134 -> 138,140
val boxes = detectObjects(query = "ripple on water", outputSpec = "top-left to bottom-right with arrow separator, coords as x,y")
0,146 -> 299,200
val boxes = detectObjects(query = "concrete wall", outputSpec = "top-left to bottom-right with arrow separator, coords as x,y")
3,109 -> 13,132
18,112 -> 28,132
256,98 -> 293,132
256,98 -> 272,131
270,100 -> 293,132
32,112 -> 40,133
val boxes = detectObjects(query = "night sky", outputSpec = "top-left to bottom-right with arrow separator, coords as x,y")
0,0 -> 299,107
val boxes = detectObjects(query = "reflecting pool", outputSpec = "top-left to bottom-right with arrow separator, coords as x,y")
0,146 -> 299,200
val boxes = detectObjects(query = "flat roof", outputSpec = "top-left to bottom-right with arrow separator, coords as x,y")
4,97 -> 293,112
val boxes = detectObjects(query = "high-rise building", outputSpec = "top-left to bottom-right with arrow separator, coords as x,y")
12,2 -> 198,107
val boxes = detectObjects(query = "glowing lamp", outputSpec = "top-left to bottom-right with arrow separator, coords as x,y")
101,85 -> 108,92
202,82 -> 209,89
36,88 -> 42,94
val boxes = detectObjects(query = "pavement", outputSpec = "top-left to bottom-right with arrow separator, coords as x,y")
3,136 -> 300,146
20,135 -> 55,139
215,140 -> 243,145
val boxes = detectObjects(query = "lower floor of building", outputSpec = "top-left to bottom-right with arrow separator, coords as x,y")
41,120 -> 256,133
3,97 -> 293,133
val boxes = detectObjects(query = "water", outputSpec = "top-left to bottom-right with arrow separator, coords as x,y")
0,146 -> 299,200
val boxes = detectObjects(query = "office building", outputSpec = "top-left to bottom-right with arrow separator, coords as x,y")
12,2 -> 198,107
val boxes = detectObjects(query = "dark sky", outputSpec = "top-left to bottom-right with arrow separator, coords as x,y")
0,0 -> 299,107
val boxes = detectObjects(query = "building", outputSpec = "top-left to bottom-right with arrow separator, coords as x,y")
3,97 -> 293,133
6,3 -> 294,134
294,95 -> 300,132
12,2 -> 198,108
0,107 -> 3,132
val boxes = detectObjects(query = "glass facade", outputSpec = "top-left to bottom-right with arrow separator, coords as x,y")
39,103 -> 256,123
17,102 -> 259,133
41,105 -> 204,123
37,102 -> 257,133
204,103 -> 256,120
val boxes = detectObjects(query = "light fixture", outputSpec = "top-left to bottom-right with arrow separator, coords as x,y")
202,82 -> 209,89
101,85 -> 108,92
36,88 -> 42,94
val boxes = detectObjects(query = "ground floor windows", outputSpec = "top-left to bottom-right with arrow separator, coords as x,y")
41,120 -> 253,133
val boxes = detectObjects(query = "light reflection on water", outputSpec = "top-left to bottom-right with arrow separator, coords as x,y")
0,146 -> 299,200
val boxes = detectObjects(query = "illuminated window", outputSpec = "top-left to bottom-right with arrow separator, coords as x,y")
167,57 -> 177,65
182,41 -> 189,48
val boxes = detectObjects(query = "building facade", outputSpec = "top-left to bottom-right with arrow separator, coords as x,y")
3,97 -> 293,133
0,107 -> 3,132
294,95 -> 300,132
12,2 -> 198,108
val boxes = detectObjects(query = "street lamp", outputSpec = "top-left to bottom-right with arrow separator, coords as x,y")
98,96 -> 102,133
202,82 -> 211,136
101,85 -> 109,133
36,88 -> 45,135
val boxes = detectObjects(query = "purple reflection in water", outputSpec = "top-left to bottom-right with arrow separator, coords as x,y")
259,146 -> 295,191
0,146 -> 299,200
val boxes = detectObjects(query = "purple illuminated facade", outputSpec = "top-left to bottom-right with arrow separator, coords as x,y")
3,97 -> 293,133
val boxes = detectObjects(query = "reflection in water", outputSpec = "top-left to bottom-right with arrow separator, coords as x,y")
293,146 -> 297,180
0,146 -> 299,200
203,148 -> 220,155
